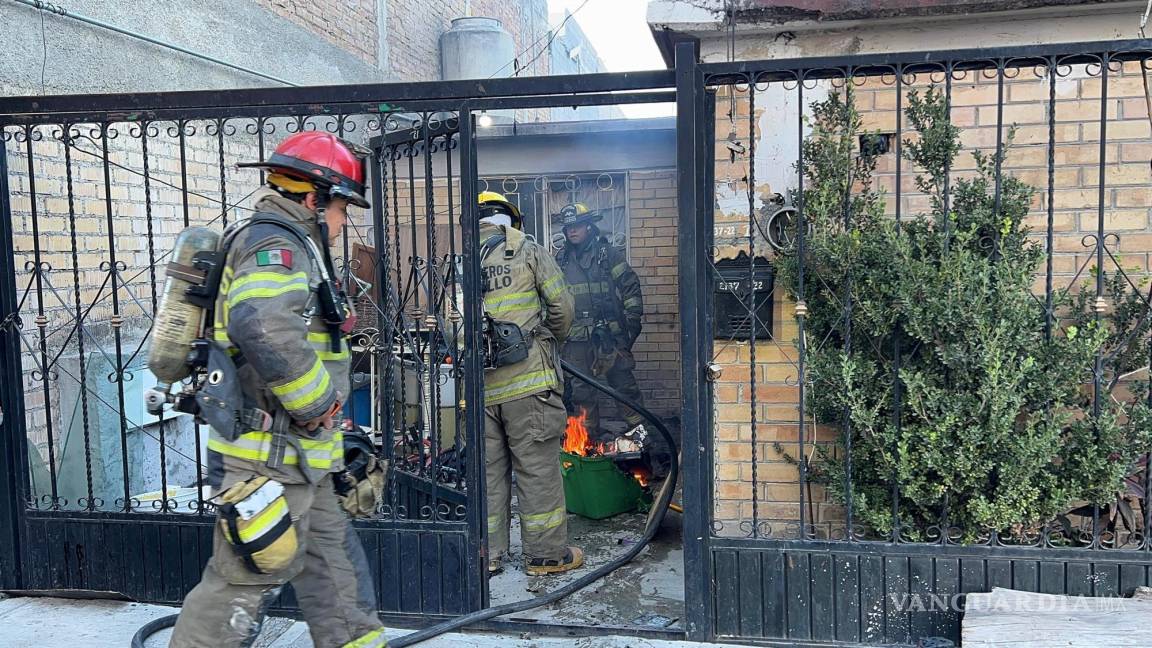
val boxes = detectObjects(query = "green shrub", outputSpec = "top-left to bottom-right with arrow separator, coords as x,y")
775,87 -> 1152,541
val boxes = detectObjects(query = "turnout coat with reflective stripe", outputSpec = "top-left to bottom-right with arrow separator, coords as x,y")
556,232 -> 643,344
208,190 -> 350,483
479,222 -> 574,406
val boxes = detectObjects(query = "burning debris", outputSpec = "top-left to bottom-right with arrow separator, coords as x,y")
561,408 -> 661,495
562,408 -> 596,456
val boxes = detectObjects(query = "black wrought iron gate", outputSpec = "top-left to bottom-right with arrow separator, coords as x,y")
0,73 -> 676,627
8,37 -> 1152,647
675,37 -> 1152,647
0,106 -> 490,618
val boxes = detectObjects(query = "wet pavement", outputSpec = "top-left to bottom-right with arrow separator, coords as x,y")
487,491 -> 685,631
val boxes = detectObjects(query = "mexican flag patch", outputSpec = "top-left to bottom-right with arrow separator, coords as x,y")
256,249 -> 293,268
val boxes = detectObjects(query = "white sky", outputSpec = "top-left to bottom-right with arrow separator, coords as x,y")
548,0 -> 675,118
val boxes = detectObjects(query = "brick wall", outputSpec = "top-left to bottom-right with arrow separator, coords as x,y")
384,0 -> 461,80
708,61 -> 1152,537
628,170 -> 683,423
255,0 -> 380,66
251,0 -> 551,84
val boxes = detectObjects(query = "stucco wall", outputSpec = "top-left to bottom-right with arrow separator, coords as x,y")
2,0 -> 385,97
648,0 -> 1142,63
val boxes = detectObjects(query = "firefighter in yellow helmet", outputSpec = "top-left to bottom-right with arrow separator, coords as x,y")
475,191 -> 583,575
554,202 -> 646,440
168,133 -> 386,648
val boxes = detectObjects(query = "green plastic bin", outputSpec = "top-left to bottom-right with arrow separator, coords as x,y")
560,451 -> 650,520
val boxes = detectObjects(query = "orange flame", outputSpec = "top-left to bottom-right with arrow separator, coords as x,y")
563,408 -> 591,456
632,469 -> 650,488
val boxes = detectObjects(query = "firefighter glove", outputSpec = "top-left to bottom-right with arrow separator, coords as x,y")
338,455 -> 387,518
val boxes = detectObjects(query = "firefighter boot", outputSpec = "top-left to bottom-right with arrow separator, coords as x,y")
525,546 -> 585,576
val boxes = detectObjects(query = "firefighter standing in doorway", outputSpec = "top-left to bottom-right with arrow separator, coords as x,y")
476,191 -> 583,576
554,203 -> 646,440
169,132 -> 386,648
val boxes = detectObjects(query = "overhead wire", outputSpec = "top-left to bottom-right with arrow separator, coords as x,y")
487,0 -> 592,79
11,0 -> 297,86
37,1 -> 47,95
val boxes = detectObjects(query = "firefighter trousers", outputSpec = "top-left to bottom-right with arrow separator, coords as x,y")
562,340 -> 645,437
169,472 -> 385,648
485,389 -> 569,562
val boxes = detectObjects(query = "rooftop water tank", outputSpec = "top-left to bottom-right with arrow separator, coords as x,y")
440,17 -> 516,81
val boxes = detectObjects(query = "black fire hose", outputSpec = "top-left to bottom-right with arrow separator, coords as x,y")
131,360 -> 679,648
387,359 -> 679,647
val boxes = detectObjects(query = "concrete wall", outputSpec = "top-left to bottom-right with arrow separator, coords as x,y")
1,0 -> 386,97
648,0 -> 1142,63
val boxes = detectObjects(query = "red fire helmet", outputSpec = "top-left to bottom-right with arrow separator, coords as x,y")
240,131 -> 370,208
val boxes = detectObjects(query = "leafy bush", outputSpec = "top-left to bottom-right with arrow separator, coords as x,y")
775,87 -> 1152,540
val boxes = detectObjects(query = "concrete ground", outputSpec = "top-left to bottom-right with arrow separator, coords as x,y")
0,595 -> 744,648
1,461 -> 691,646
489,502 -> 685,630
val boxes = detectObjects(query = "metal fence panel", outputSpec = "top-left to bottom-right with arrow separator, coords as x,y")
680,38 -> 1152,645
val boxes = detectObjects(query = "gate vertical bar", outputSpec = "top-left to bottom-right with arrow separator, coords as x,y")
676,40 -> 714,643
0,134 -> 28,589
458,107 -> 488,610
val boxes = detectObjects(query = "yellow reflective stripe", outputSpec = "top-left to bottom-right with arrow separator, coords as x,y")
624,297 -> 641,308
540,274 -> 565,299
317,349 -> 349,361
209,431 -> 338,469
208,432 -> 269,461
484,291 -> 538,315
308,332 -> 350,360
213,329 -> 231,343
326,430 -> 344,465
231,271 -> 308,291
521,506 -> 566,532
218,269 -> 234,328
611,263 -> 628,279
237,497 -> 289,543
488,515 -> 502,533
303,455 -> 334,469
226,271 -> 309,306
270,356 -> 332,412
343,628 -> 388,648
570,282 -> 610,296
228,283 -> 308,305
485,370 -> 556,401
300,434 -> 339,451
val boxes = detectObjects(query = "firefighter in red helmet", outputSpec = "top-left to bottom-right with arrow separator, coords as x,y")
169,132 -> 386,648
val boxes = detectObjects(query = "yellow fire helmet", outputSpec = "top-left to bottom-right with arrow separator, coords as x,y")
554,202 -> 602,228
478,191 -> 523,229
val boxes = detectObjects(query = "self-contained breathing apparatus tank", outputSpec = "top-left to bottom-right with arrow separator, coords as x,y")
145,226 -> 221,411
